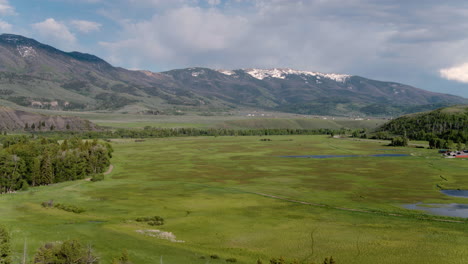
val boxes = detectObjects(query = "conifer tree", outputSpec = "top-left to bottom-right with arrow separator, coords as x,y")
0,226 -> 11,264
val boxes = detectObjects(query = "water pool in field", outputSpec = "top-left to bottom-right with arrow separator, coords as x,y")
441,189 -> 468,198
281,154 -> 410,158
403,190 -> 468,218
403,203 -> 468,218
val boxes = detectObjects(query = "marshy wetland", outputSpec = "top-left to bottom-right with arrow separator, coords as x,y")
1,135 -> 468,263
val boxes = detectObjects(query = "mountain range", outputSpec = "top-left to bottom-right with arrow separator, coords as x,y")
0,33 -> 466,117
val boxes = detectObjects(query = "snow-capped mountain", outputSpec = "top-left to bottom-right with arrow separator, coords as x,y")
0,34 -> 466,116
237,68 -> 351,83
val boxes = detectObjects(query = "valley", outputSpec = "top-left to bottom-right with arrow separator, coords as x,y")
1,135 -> 468,263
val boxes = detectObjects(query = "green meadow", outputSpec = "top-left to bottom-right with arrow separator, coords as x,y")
2,135 -> 468,263
24,107 -> 387,130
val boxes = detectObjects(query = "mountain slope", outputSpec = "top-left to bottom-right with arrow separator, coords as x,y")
0,106 -> 97,131
0,34 -> 466,116
161,67 -> 467,116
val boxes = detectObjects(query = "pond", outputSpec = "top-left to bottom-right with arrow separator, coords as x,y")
403,203 -> 468,218
282,154 -> 410,159
441,189 -> 468,198
402,190 -> 468,218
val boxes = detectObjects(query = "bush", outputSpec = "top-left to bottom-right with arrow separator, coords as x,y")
41,200 -> 54,208
389,136 -> 408,147
34,240 -> 98,264
135,216 -> 164,226
210,255 -> 219,259
90,174 -> 104,182
226,257 -> 237,262
19,179 -> 29,191
54,203 -> 86,214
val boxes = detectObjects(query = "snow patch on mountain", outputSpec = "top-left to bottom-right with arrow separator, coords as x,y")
244,68 -> 351,82
192,71 -> 203,77
17,46 -> 37,58
217,70 -> 235,76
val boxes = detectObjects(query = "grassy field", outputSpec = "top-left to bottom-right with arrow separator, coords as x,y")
94,117 -> 386,130
16,107 -> 387,130
2,135 -> 468,263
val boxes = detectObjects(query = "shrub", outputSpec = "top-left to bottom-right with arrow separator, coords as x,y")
135,216 -> 164,226
19,179 -> 29,191
33,240 -> 98,264
389,136 -> 408,147
226,257 -> 237,262
90,174 -> 104,182
54,203 -> 86,214
41,200 -> 54,208
210,255 -> 219,259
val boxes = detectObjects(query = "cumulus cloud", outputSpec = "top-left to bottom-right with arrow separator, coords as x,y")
0,20 -> 12,31
100,6 -> 248,68
0,0 -> 15,15
32,18 -> 76,48
71,20 -> 102,33
440,63 -> 468,83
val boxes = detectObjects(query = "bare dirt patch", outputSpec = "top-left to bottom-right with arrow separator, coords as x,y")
136,229 -> 185,243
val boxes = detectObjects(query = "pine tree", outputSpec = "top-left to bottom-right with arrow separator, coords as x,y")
0,226 -> 11,264
40,150 -> 54,185
31,157 -> 41,186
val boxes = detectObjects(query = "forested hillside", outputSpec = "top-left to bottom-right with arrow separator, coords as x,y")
378,105 -> 468,146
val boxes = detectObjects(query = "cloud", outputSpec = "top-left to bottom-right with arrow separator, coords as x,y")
0,20 -> 12,31
126,0 -> 191,8
32,18 -> 76,48
206,0 -> 221,6
0,0 -> 15,15
100,6 -> 248,68
440,63 -> 468,83
71,20 -> 102,33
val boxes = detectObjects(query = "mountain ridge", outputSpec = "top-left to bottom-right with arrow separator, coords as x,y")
0,33 -> 466,117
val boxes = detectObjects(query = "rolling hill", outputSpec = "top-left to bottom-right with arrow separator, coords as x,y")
378,105 -> 468,142
0,33 -> 466,117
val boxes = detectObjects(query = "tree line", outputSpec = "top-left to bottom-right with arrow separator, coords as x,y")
0,136 -> 112,193
7,127 -> 351,141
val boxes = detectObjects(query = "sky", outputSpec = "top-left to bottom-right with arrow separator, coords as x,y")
1,0 -> 468,97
